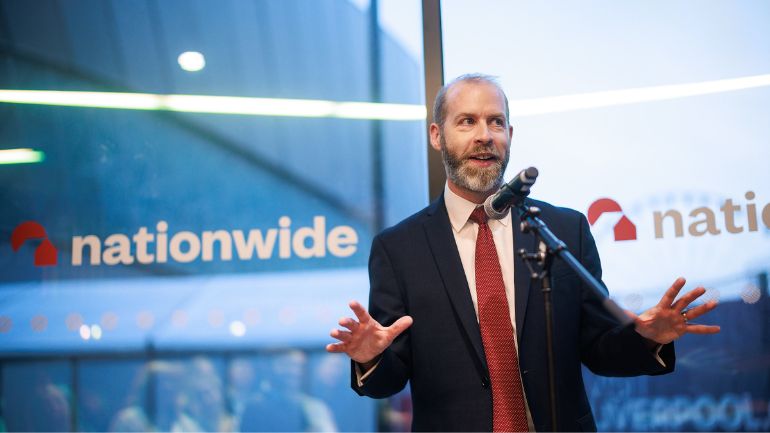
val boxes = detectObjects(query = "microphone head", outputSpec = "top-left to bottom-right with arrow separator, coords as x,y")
515,166 -> 538,195
523,166 -> 539,181
483,194 -> 509,220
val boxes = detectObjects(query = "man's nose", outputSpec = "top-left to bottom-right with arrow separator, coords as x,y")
474,124 -> 493,143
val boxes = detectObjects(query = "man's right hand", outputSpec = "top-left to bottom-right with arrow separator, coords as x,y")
325,300 -> 413,364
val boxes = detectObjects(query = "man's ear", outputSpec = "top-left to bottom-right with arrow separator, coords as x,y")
429,123 -> 442,151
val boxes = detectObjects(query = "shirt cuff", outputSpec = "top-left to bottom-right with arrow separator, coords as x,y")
354,358 -> 382,387
652,343 -> 666,367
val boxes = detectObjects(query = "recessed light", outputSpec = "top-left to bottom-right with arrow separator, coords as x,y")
178,51 -> 206,72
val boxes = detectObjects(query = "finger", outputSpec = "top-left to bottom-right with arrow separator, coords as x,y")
349,300 -> 371,324
325,342 -> 347,353
672,286 -> 707,311
386,315 -> 414,338
658,277 -> 686,307
330,329 -> 352,342
681,299 -> 718,321
685,324 -> 721,334
338,317 -> 360,331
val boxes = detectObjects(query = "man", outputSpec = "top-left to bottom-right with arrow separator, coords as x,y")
326,74 -> 719,431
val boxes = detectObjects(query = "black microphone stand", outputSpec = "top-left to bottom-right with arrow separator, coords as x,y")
514,202 -> 633,432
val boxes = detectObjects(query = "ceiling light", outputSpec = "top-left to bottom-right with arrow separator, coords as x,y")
178,51 -> 206,72
0,90 -> 427,120
0,148 -> 45,165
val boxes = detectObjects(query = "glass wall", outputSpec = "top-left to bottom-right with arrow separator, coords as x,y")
0,0 -> 426,431
441,0 -> 770,431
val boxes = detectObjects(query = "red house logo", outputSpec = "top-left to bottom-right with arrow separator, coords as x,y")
587,198 -> 637,241
10,221 -> 58,266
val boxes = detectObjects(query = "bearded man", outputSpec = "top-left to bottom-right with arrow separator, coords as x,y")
326,74 -> 719,432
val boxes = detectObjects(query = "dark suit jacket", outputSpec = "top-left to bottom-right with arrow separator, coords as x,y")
352,195 -> 674,432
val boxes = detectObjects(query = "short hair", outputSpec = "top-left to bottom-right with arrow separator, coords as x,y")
432,73 -> 510,128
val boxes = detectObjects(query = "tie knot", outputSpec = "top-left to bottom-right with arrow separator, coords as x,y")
469,206 -> 488,225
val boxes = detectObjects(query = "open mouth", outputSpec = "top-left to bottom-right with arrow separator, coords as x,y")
468,154 -> 498,163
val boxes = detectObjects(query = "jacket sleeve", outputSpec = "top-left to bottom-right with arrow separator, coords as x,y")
350,234 -> 412,398
576,213 -> 676,376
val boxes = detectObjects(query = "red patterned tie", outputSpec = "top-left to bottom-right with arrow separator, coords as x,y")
470,207 -> 529,432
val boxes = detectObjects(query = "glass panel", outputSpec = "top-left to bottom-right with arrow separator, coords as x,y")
0,0 -> 426,431
152,356 -> 230,432
441,1 -> 770,431
231,351 -> 372,432
306,352 -> 376,432
76,359 -> 143,432
1,361 -> 72,431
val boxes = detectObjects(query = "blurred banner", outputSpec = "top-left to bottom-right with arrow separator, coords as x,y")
442,0 -> 770,430
0,0 -> 426,431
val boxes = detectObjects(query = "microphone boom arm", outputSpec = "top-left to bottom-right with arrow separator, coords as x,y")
510,171 -> 633,432
514,203 -> 633,326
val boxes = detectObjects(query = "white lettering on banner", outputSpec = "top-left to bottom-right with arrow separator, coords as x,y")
133,227 -> 155,264
72,235 -> 100,265
654,191 -> 770,238
70,216 -> 358,266
103,234 -> 134,265
232,229 -> 277,260
278,217 -> 291,259
169,231 -> 200,263
595,392 -> 770,432
327,225 -> 358,257
201,230 -> 232,261
156,221 -> 168,263
292,216 -> 327,258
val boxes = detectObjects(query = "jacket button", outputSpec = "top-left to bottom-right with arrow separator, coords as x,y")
481,376 -> 490,388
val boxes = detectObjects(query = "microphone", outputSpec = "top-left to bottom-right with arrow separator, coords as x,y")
483,167 -> 539,219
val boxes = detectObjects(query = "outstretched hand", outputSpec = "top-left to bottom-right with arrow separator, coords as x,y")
627,277 -> 720,345
325,301 -> 413,364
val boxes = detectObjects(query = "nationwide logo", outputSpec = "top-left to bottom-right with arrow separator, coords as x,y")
587,198 -> 637,241
589,191 -> 770,241
11,221 -> 58,266
9,216 -> 358,267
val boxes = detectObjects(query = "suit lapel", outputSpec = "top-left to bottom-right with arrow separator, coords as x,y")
513,204 -> 536,344
423,196 -> 488,371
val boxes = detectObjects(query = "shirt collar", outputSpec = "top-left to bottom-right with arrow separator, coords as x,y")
444,183 -> 510,233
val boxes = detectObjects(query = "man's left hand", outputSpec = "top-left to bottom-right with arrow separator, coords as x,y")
626,277 -> 721,345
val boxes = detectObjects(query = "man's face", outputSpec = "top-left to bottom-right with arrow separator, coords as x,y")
432,81 -> 512,197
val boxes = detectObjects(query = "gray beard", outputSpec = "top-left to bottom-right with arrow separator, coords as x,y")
441,138 -> 509,194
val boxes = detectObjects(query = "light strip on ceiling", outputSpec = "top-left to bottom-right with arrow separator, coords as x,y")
0,90 -> 427,121
0,148 -> 45,165
2,73 -> 765,121
508,73 -> 770,117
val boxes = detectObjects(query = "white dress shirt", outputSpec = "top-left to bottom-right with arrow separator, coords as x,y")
443,183 -> 518,336
444,184 -> 536,431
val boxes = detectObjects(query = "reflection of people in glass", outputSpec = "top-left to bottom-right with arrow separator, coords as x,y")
5,369 -> 70,431
378,389 -> 412,432
240,350 -> 337,432
110,357 -> 234,432
110,360 -> 177,432
228,357 -> 258,428
313,352 -> 346,391
110,404 -> 153,432
171,357 -> 235,432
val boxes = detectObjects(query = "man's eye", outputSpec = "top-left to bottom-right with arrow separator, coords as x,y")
492,118 -> 505,126
460,118 -> 474,125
